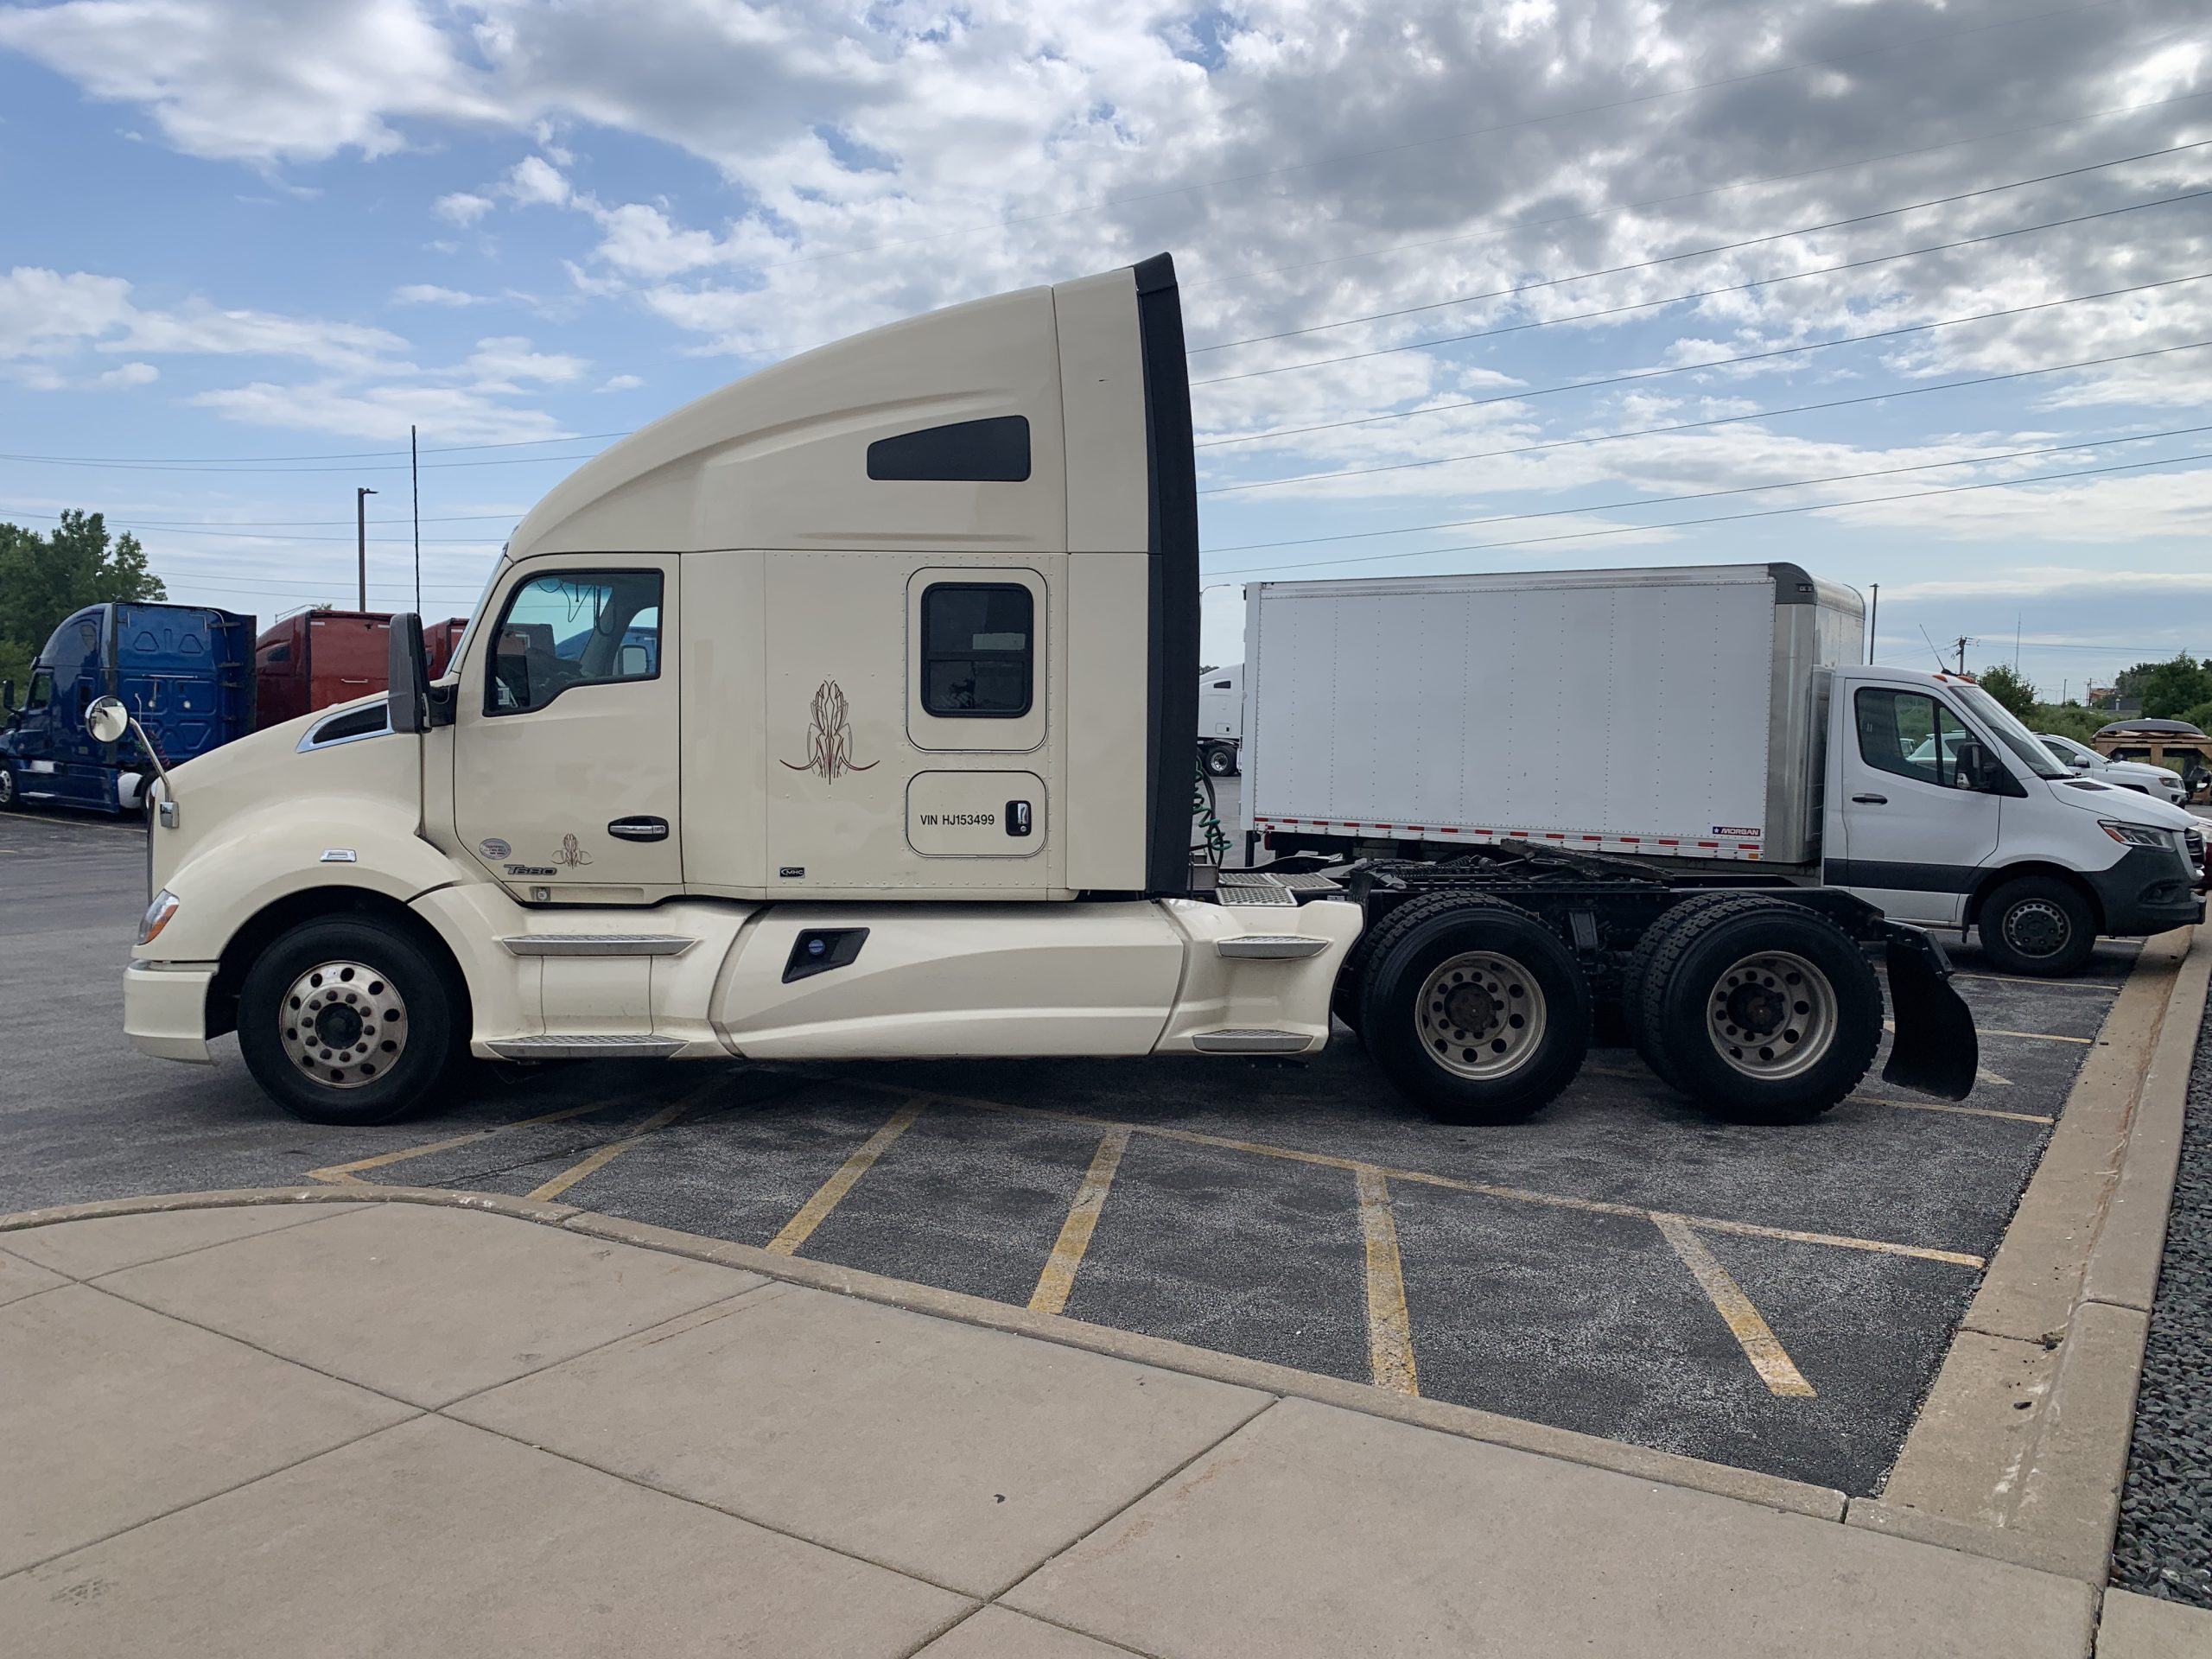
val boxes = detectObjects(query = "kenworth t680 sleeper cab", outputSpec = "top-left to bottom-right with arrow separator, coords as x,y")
110,256 -> 1979,1128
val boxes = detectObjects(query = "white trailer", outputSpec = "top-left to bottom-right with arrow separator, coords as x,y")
1246,564 -> 2205,976
1198,663 -> 1243,777
107,261 -> 1985,1133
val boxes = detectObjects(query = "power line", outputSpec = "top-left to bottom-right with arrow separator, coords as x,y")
1180,83 -> 2212,294
1198,270 -> 2212,450
1191,186 -> 2212,387
1198,338 -> 2212,496
1201,448 -> 2212,580
1203,424 -> 2212,555
0,432 -> 626,469
1189,137 -> 2212,356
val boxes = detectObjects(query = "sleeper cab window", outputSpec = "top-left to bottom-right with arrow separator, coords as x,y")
486,569 -> 663,715
920,583 -> 1033,718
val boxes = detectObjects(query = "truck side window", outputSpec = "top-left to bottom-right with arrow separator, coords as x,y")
1856,688 -> 1967,788
25,672 -> 51,711
920,583 -> 1032,717
486,570 -> 662,715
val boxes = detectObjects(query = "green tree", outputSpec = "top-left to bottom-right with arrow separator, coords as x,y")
2136,653 -> 2212,720
1974,663 -> 2038,722
0,512 -> 166,681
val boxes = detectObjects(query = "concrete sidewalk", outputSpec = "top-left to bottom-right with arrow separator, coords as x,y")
3,1195 -> 2207,1657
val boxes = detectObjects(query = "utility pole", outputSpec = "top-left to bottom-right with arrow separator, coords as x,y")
1954,634 -> 1970,676
1867,584 -> 1878,664
356,486 -> 378,611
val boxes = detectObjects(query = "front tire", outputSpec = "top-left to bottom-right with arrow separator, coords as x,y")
0,763 -> 16,810
237,917 -> 463,1125
1978,875 -> 2095,976
1358,894 -> 1591,1124
1203,742 -> 1236,778
1634,897 -> 1881,1123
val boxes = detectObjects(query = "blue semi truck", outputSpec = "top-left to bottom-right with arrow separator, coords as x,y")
1,601 -> 254,815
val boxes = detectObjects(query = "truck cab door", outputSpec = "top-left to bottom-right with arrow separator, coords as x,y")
450,557 -> 682,901
1828,675 -> 2003,927
9,671 -> 58,800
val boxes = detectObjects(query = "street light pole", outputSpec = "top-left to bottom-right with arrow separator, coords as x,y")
356,486 -> 378,610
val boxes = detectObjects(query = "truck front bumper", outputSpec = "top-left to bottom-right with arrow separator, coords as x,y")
124,960 -> 216,1063
2085,845 -> 2206,936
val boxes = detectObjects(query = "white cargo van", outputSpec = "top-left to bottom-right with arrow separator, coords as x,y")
106,259 -> 1980,1132
1245,565 -> 2206,976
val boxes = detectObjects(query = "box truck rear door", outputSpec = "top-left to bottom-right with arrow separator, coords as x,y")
1830,680 -> 2001,926
451,557 -> 681,899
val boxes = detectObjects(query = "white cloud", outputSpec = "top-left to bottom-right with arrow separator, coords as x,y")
596,372 -> 644,391
0,264 -> 405,372
461,335 -> 588,388
433,191 -> 493,226
95,361 -> 158,387
505,154 -> 571,208
188,378 -> 573,444
393,283 -> 487,306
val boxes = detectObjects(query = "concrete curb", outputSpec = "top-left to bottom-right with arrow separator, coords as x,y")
1,1185 -> 1844,1526
1865,919 -> 2212,1584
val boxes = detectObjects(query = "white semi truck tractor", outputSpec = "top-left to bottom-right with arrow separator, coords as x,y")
108,255 -> 1979,1130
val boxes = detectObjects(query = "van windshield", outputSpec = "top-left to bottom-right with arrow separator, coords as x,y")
1955,684 -> 2070,779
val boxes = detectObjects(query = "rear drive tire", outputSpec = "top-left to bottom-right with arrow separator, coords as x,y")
1635,897 -> 1880,1124
1204,742 -> 1235,778
1620,893 -> 1755,1092
1358,893 -> 1591,1124
237,917 -> 464,1126
1977,875 -> 2095,977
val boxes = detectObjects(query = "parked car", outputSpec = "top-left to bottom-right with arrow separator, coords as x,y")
2039,733 -> 2189,806
2093,720 -> 2212,803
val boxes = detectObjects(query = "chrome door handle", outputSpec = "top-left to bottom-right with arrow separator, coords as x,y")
1851,793 -> 1888,805
607,816 -> 670,842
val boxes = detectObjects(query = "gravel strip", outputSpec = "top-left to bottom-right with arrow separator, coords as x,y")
2111,1006 -> 2212,1608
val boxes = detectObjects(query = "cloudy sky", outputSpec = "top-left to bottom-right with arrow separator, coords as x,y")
1,0 -> 2207,689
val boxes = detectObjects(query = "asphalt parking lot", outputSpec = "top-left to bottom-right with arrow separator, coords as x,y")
0,802 -> 2143,1495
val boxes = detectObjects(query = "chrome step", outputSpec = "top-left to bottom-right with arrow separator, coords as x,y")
499,935 -> 697,957
1216,936 -> 1331,960
485,1034 -> 684,1059
1190,1029 -> 1313,1053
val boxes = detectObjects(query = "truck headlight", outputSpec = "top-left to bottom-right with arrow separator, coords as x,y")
2098,820 -> 2171,849
138,889 -> 181,946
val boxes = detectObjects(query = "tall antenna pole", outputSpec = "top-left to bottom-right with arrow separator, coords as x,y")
1867,584 -> 1878,664
410,425 -> 422,618
355,486 -> 377,610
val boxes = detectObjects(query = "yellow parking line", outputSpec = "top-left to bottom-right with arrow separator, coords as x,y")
840,1077 -> 1986,1269
1353,1166 -> 1420,1396
1653,1214 -> 1816,1398
1028,1128 -> 1131,1316
766,1102 -> 926,1257
306,1100 -> 615,1185
525,1081 -> 721,1203
1886,1019 -> 2090,1046
1852,1095 -> 2056,1126
1950,972 -> 2117,993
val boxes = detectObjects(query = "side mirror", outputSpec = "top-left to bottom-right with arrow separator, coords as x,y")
387,613 -> 430,734
1955,740 -> 2008,793
86,695 -> 131,745
2068,755 -> 2092,770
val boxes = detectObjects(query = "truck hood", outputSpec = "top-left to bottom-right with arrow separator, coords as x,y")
2044,772 -> 2198,830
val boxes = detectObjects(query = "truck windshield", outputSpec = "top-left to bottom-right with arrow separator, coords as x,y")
1955,685 -> 2070,779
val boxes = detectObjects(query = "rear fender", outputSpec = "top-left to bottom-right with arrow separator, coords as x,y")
1881,925 -> 1979,1100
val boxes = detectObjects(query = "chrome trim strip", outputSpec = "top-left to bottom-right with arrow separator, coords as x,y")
498,935 -> 698,957
1190,1029 -> 1313,1052
1215,936 -> 1329,959
485,1035 -> 685,1058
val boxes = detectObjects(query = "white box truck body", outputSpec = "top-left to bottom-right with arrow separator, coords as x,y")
1246,564 -> 2204,974
106,260 -> 1986,1133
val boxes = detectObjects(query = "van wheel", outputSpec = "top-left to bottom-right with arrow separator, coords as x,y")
237,917 -> 463,1126
1204,743 -> 1235,778
1978,876 -> 2095,976
1635,897 -> 1880,1123
1358,893 -> 1590,1124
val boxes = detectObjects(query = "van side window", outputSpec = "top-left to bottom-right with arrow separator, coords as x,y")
920,583 -> 1033,717
1856,688 -> 1967,788
486,570 -> 663,716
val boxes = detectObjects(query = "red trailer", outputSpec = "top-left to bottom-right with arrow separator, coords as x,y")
255,610 -> 469,728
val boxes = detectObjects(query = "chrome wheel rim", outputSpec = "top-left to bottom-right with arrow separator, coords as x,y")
279,960 -> 407,1090
1416,950 -> 1547,1079
2001,898 -> 2071,958
1705,950 -> 1836,1080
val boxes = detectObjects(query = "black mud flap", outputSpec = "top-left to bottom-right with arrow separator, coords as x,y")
1882,926 -> 1979,1100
